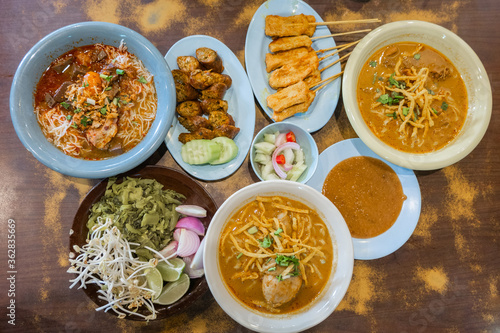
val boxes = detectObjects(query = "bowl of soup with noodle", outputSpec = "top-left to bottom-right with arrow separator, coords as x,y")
204,180 -> 353,333
343,20 -> 492,170
10,22 -> 175,178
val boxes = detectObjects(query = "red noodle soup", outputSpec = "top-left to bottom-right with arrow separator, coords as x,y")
34,43 -> 157,160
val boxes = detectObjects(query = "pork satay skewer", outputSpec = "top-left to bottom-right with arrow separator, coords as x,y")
273,89 -> 316,122
268,52 -> 319,89
269,30 -> 370,53
265,46 -> 311,72
288,18 -> 381,27
266,80 -> 309,113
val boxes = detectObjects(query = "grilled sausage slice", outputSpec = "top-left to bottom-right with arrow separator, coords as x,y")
172,69 -> 199,103
196,47 -> 224,73
176,100 -> 203,117
200,83 -> 227,100
177,56 -> 202,73
200,99 -> 229,115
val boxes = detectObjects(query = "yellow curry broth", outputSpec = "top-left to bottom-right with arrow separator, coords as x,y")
218,196 -> 334,314
357,42 -> 467,153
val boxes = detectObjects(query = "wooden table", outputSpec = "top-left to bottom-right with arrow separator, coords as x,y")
1,0 -> 499,332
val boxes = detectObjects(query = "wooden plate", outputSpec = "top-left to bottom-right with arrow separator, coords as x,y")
69,165 -> 218,320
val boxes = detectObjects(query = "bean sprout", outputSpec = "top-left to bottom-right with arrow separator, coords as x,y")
68,217 -> 158,320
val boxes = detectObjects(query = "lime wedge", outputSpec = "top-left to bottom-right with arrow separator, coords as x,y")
153,273 -> 190,305
156,258 -> 186,282
144,267 -> 163,299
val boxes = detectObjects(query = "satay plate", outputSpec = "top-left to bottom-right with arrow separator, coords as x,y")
245,0 -> 342,133
165,35 -> 255,181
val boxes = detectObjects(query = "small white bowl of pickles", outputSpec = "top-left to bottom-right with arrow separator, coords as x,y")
250,123 -> 318,183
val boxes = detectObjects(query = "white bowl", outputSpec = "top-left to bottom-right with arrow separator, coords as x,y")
204,180 -> 353,333
250,123 -> 319,183
342,20 -> 492,170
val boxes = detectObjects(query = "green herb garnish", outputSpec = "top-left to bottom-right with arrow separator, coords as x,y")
100,107 -> 107,115
274,228 -> 283,236
388,73 -> 400,88
60,101 -> 70,109
369,60 -> 377,67
138,76 -> 148,84
414,53 -> 421,60
236,253 -> 243,259
275,255 -> 299,267
258,235 -> 273,248
441,101 -> 449,111
116,69 -> 125,75
80,116 -> 90,126
66,115 -> 72,120
100,74 -> 112,81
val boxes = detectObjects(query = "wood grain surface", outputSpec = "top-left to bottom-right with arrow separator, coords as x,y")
0,0 -> 499,332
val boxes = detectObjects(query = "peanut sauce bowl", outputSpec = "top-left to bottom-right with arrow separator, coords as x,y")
10,22 -> 176,178
342,20 -> 492,170
204,180 -> 354,333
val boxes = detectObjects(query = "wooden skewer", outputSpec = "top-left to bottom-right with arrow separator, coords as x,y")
319,51 -> 351,74
310,29 -> 372,40
311,71 -> 344,91
316,39 -> 360,54
294,18 -> 381,26
318,40 -> 359,61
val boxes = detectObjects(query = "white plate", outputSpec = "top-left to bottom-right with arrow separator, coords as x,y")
244,0 -> 342,133
165,35 -> 255,181
306,138 -> 421,260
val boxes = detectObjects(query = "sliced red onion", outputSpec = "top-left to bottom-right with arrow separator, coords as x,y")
175,205 -> 207,218
274,133 -> 287,147
272,142 -> 301,179
175,217 -> 205,236
182,255 -> 205,278
190,237 -> 205,270
173,228 -> 182,242
156,240 -> 178,259
176,228 -> 200,257
282,163 -> 293,172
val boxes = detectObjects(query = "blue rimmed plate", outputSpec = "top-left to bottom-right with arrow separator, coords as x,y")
165,35 -> 255,181
307,138 -> 421,260
245,0 -> 342,132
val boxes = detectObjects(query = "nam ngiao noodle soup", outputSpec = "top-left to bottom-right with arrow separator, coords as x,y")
34,42 -> 157,160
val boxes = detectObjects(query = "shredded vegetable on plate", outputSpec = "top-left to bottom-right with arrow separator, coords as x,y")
68,217 -> 163,320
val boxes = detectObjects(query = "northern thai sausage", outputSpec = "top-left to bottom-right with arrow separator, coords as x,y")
196,47 -> 224,73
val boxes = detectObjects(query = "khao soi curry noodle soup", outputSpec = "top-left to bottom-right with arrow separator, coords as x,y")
357,42 -> 467,153
34,42 -> 157,160
218,196 -> 334,314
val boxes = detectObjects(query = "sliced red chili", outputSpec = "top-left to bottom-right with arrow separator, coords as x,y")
275,155 -> 286,164
286,131 -> 296,142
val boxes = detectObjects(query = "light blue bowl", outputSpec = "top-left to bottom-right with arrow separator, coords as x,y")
10,22 -> 175,179
250,122 -> 319,183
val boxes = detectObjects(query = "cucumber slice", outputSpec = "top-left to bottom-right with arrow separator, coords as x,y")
254,153 -> 271,165
254,142 -> 276,155
210,137 -> 239,165
181,139 -> 221,165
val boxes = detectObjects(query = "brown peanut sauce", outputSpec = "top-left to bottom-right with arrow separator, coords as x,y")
322,156 -> 406,238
